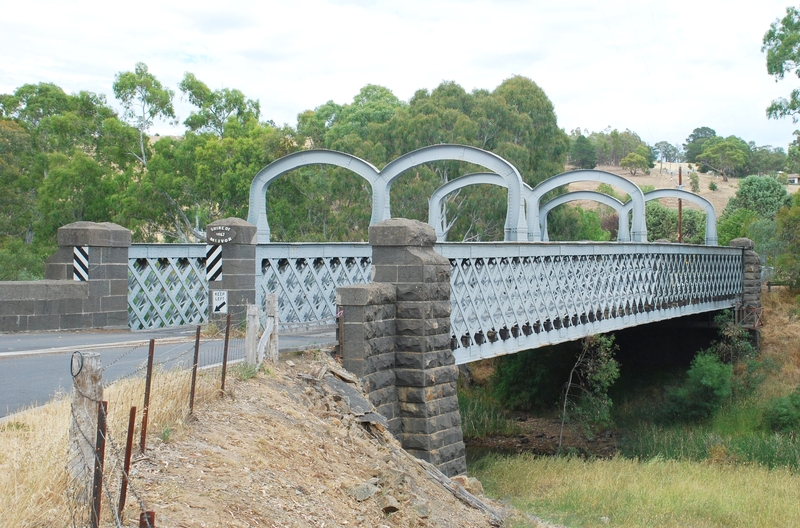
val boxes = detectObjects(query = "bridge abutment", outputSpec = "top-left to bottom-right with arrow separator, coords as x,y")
338,219 -> 467,476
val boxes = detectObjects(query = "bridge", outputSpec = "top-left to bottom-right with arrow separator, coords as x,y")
121,145 -> 759,477
129,145 -> 747,364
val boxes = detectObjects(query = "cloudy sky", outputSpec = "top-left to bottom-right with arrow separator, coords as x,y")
3,0 -> 799,150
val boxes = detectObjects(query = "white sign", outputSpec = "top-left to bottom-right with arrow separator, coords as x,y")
212,290 -> 228,313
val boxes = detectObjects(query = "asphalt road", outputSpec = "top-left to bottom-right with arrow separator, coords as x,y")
0,325 -> 337,418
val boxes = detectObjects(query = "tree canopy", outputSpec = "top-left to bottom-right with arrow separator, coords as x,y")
763,6 -> 800,122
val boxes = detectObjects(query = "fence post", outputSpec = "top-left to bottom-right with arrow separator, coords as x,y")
264,293 -> 279,364
118,405 -> 137,520
220,312 -> 231,392
189,325 -> 201,415
245,304 -> 259,367
90,401 -> 108,528
140,339 -> 155,453
68,351 -> 103,500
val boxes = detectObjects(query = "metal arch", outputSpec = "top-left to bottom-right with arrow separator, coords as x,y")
620,189 -> 718,245
527,170 -> 648,242
539,191 -> 628,242
247,150 -> 381,243
378,145 -> 528,241
428,173 -> 519,241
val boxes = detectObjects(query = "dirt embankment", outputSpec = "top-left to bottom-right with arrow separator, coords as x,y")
127,353 -> 551,527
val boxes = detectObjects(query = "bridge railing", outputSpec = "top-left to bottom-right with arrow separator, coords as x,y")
439,242 -> 743,364
129,242 -> 744,362
255,243 -> 372,331
128,244 -> 208,330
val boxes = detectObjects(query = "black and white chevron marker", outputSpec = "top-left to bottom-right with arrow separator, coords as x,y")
73,246 -> 89,281
205,244 -> 222,282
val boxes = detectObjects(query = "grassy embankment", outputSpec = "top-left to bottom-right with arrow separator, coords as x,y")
0,365 -> 226,527
465,289 -> 800,527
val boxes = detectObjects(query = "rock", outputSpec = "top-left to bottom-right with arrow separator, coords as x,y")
413,500 -> 431,518
451,475 -> 484,496
286,360 -> 295,368
379,494 -> 400,513
467,477 -> 484,496
350,482 -> 379,502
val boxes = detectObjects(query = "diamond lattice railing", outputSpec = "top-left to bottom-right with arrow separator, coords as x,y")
128,245 -> 208,330
256,244 -> 372,331
438,243 -> 743,364
127,242 -> 743,363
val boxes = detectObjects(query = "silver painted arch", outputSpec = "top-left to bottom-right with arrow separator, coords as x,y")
539,191 -> 628,242
248,145 -> 528,243
247,150 -> 381,243
527,170 -> 648,242
620,188 -> 718,245
428,173 -> 521,242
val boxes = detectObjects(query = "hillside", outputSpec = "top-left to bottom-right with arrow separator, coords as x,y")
567,163 -> 739,217
126,354 -> 550,527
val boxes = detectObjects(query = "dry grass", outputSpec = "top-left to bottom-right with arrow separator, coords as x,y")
759,287 -> 800,396
0,367 -> 220,527
472,453 -> 800,527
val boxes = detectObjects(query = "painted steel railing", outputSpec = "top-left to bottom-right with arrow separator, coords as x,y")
255,244 -> 372,331
128,245 -> 208,330
439,243 -> 743,364
128,242 -> 743,364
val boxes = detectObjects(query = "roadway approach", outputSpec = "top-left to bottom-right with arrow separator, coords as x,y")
0,326 -> 337,418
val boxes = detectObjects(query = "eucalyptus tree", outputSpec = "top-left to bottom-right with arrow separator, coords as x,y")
179,73 -> 260,135
113,62 -> 176,167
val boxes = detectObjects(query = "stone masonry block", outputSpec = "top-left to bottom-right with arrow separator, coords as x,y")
207,218 -> 257,245
336,283 -> 396,306
396,383 -> 457,404
397,264 -> 450,284
368,336 -> 395,356
369,218 -> 436,247
365,351 -> 396,374
372,246 -> 450,268
395,349 -> 456,371
396,333 -> 452,354
58,222 -> 131,248
729,238 -> 754,250
395,365 -> 459,388
398,394 -> 460,418
371,265 -> 398,283
396,282 -> 449,302
437,455 -> 467,477
402,412 -> 460,435
363,367 -> 396,391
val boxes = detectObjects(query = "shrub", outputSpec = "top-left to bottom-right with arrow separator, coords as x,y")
709,181 -> 718,191
665,352 -> 732,422
689,172 -> 700,193
492,343 -> 578,410
763,387 -> 800,432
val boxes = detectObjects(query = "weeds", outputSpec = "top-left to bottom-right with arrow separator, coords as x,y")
458,387 -> 521,439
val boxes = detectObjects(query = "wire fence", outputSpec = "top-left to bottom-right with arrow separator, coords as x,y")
65,313 -> 247,527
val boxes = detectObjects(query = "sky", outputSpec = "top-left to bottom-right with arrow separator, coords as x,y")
3,0 -> 800,151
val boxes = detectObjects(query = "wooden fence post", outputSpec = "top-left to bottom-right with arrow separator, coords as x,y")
68,351 -> 103,501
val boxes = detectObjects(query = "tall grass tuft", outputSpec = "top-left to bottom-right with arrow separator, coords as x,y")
470,452 -> 800,527
458,387 -> 521,439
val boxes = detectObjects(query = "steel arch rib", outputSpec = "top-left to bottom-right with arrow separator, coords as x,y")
428,173 -> 516,241
247,150 -> 380,243
528,170 -> 647,242
379,145 -> 527,241
539,191 -> 627,241
619,189 -> 718,245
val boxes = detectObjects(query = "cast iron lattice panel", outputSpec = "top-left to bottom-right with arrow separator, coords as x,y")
128,245 -> 208,329
438,243 -> 744,364
256,244 -> 372,331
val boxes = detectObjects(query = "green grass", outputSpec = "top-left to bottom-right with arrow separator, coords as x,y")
458,387 -> 521,439
470,452 -> 800,527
